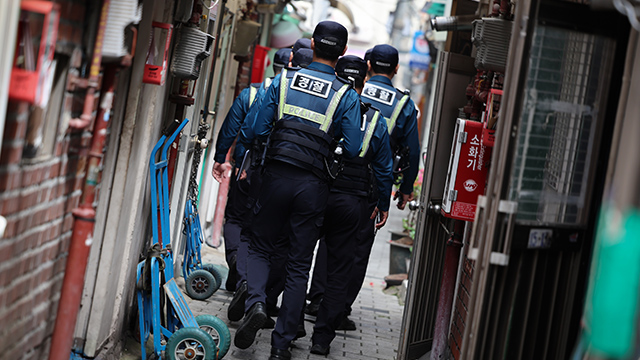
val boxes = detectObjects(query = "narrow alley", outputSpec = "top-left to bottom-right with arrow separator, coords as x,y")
2,1 -> 640,360
121,206 -> 409,360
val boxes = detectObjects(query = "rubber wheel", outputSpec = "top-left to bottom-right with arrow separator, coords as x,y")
165,327 -> 215,360
186,269 -> 217,300
195,314 -> 231,359
202,264 -> 223,293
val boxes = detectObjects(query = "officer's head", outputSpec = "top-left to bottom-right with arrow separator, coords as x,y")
336,55 -> 367,93
292,48 -> 314,68
311,21 -> 348,62
273,48 -> 292,74
293,38 -> 312,54
364,48 -> 373,79
369,44 -> 399,78
289,38 -> 312,66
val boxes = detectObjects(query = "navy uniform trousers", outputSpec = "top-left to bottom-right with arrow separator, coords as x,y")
223,172 -> 251,275
345,200 -> 378,314
307,199 -> 378,317
311,191 -> 367,347
232,165 -> 289,307
244,161 -> 329,349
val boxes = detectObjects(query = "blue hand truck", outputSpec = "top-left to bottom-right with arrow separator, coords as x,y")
136,118 -> 229,360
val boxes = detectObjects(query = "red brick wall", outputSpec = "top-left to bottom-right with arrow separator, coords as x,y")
0,1 -> 95,359
449,257 -> 475,360
234,50 -> 255,98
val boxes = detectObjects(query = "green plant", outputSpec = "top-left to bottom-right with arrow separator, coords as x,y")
402,218 -> 416,240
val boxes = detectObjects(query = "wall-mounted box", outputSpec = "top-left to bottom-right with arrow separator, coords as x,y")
9,1 -> 60,106
143,22 -> 173,85
170,26 -> 213,80
442,119 -> 492,221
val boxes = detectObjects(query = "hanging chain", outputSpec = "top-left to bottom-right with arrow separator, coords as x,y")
187,121 -> 210,203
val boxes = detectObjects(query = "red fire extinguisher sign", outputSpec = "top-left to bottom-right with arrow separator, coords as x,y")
442,119 -> 492,221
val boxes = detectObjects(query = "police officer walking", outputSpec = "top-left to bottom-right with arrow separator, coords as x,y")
234,21 -> 362,360
211,48 -> 291,292
341,44 -> 421,329
310,55 -> 394,356
364,44 -> 420,208
226,42 -> 315,326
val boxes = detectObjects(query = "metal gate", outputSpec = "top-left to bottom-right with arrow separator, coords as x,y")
460,1 -> 630,359
397,52 -> 476,360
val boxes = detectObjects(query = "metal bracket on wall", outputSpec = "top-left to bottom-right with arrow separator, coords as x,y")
467,198 -> 517,266
467,248 -> 510,266
466,195 -> 486,261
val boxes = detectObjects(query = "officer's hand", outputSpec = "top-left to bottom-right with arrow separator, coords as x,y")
239,170 -> 247,181
394,190 -> 413,210
212,162 -> 232,182
376,210 -> 388,229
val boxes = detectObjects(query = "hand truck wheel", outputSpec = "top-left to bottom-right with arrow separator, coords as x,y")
195,314 -> 231,359
165,327 -> 216,360
185,269 -> 217,300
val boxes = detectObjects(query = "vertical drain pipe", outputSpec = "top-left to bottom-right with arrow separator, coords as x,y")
430,220 -> 465,360
203,0 -> 229,248
48,1 -> 112,358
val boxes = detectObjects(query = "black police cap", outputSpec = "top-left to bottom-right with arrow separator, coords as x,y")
370,44 -> 399,69
274,48 -> 292,66
336,55 -> 367,83
292,48 -> 314,68
364,48 -> 373,62
292,38 -> 311,54
312,21 -> 348,56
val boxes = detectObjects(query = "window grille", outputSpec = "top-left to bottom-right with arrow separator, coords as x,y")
507,25 -> 615,225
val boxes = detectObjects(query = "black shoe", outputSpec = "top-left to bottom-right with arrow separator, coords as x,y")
225,255 -> 238,292
262,316 -> 276,329
269,347 -> 291,360
234,302 -> 267,349
336,316 -> 356,331
310,343 -> 330,356
305,297 -> 321,316
228,281 -> 247,321
293,323 -> 306,340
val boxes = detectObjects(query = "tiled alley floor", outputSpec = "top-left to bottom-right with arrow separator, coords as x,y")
187,230 -> 404,360
123,206 -> 409,360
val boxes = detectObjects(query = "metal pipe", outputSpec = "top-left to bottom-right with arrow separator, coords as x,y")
430,14 -> 478,32
201,0 -> 228,126
430,220 -> 465,360
202,0 -> 228,248
69,0 -> 110,129
48,63 -> 118,360
48,208 -> 95,360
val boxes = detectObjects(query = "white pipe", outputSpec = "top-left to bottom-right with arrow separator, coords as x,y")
0,2 -> 21,158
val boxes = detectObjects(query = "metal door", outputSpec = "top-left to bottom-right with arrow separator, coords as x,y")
397,52 -> 476,360
459,1 -> 630,359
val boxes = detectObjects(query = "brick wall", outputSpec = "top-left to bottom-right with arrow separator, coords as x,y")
0,1 -> 95,359
449,257 -> 475,360
234,52 -> 255,97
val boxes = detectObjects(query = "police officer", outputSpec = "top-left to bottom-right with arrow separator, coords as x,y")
226,44 -> 315,325
305,48 -> 374,320
306,44 -> 422,329
363,44 -> 420,209
310,55 -> 393,356
234,21 -> 362,360
211,48 -> 291,292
